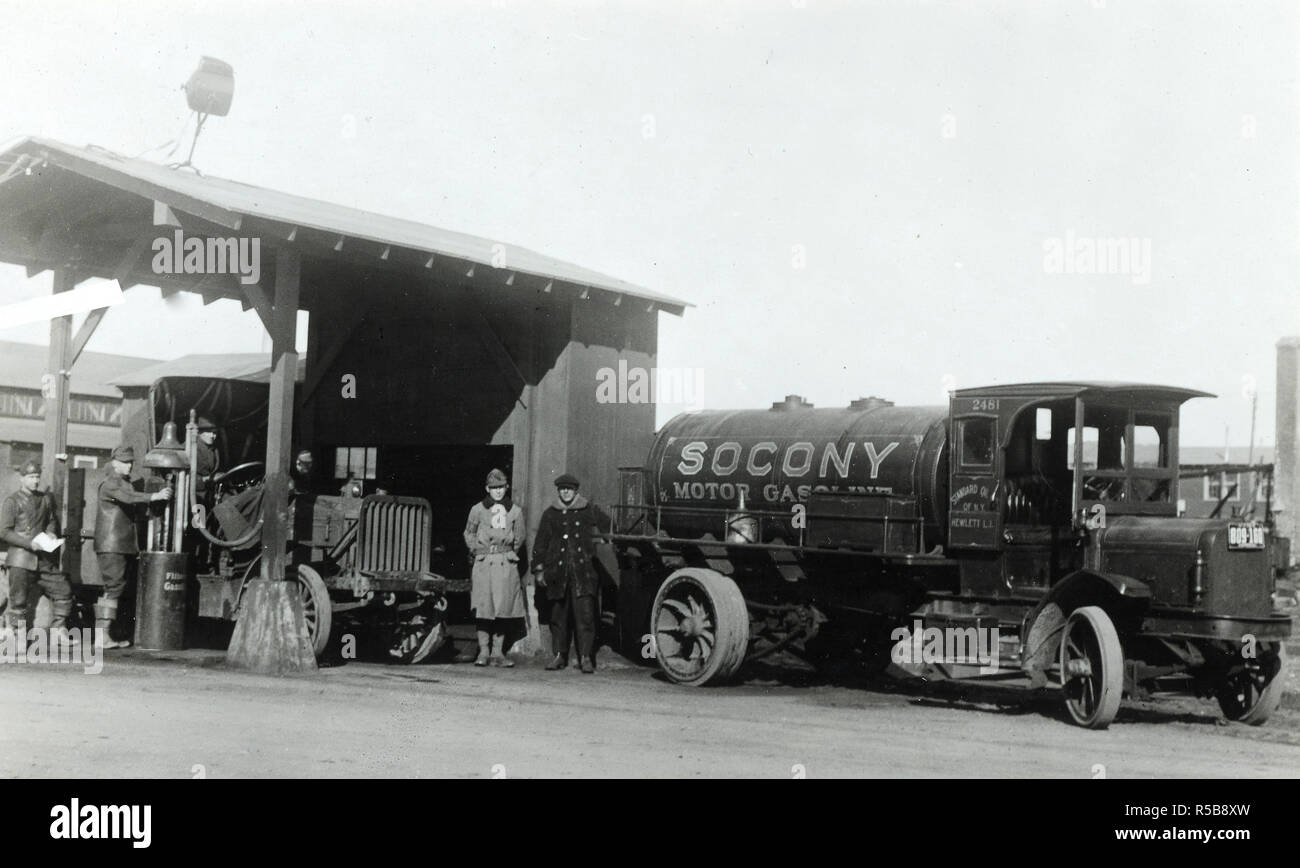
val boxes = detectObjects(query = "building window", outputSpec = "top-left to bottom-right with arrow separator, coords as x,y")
1256,472 -> 1273,501
72,455 -> 98,470
1204,472 -> 1240,501
334,446 -> 377,480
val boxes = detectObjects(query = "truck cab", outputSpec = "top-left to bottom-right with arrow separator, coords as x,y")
949,382 -> 1209,596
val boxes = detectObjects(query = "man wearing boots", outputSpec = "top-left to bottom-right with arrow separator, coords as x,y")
93,445 -> 171,649
463,468 -> 526,667
533,473 -> 606,673
0,461 -> 74,644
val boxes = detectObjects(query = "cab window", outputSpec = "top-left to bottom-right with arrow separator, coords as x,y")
1067,407 -> 1126,470
959,418 -> 995,467
1133,413 -> 1170,468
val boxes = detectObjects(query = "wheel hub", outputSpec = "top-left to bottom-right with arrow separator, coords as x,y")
1066,658 -> 1092,678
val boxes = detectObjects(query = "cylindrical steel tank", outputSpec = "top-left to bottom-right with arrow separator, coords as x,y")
134,552 -> 190,651
647,399 -> 949,544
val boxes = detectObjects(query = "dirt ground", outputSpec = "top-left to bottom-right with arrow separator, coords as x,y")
3,635 -> 1299,778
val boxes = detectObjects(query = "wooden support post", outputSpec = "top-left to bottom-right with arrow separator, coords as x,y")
226,248 -> 316,673
42,267 -> 75,497
260,249 -> 299,583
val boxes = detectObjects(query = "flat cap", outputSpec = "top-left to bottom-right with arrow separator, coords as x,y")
554,473 -> 580,489
196,417 -> 217,430
485,468 -> 509,487
111,445 -> 135,462
18,460 -> 40,475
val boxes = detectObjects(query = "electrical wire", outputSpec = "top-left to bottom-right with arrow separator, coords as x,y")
132,111 -> 195,160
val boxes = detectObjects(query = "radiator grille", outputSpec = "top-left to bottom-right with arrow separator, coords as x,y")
357,496 -> 433,573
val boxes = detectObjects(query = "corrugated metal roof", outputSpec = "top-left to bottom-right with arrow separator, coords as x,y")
0,136 -> 688,314
108,353 -> 307,388
0,339 -> 162,397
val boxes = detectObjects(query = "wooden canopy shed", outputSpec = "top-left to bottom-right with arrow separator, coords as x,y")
0,136 -> 687,667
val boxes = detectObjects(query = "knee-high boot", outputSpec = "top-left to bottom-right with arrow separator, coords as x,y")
94,601 -> 130,649
489,633 -> 514,668
3,610 -> 27,643
474,630 -> 490,666
50,598 -> 78,644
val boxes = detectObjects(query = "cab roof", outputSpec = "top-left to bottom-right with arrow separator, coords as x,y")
953,381 -> 1214,404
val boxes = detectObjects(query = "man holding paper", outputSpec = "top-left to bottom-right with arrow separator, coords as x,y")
0,460 -> 73,640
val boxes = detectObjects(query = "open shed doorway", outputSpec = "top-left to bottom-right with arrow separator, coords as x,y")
375,444 -> 515,585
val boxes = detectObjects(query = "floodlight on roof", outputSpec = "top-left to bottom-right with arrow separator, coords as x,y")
172,57 -> 234,173
183,57 -> 234,116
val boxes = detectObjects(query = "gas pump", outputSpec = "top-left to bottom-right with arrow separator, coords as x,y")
136,420 -> 191,650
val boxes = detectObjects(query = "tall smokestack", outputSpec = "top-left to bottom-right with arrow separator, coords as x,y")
1276,337 -> 1300,565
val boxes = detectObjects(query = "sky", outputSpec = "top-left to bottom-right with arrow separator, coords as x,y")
0,0 -> 1296,448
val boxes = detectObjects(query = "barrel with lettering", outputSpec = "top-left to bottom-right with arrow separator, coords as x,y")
134,551 -> 190,651
647,396 -> 949,547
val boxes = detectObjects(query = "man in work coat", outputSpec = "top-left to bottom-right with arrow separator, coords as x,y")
93,445 -> 171,649
193,416 -> 221,500
0,460 -> 73,641
532,473 -> 607,673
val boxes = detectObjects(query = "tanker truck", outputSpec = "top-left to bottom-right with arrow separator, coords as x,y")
606,383 -> 1290,728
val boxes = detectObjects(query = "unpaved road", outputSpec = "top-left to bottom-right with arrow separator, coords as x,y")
3,650 -> 1299,778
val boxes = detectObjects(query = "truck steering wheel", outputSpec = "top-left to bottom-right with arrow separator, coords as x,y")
212,461 -> 265,499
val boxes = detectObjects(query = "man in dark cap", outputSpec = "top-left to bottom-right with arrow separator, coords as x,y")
193,417 -> 221,499
93,445 -> 171,648
532,473 -> 607,673
0,461 -> 74,642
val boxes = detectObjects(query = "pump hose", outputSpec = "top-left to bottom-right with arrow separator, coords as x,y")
193,496 -> 264,548
179,435 -> 264,548
195,517 -> 264,549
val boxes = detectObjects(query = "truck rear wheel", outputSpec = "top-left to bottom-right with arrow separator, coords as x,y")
651,568 -> 749,686
1059,606 -> 1123,729
1217,643 -> 1285,725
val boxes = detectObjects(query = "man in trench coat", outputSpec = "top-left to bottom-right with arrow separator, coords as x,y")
463,468 -> 526,667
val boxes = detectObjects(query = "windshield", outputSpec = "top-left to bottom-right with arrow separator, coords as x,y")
1068,402 -> 1176,512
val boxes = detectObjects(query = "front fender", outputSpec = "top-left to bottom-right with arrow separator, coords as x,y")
1020,569 -> 1150,685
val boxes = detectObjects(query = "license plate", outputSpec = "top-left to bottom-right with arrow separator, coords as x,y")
1227,523 -> 1266,550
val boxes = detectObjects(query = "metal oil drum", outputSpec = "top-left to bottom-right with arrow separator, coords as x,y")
134,552 -> 191,651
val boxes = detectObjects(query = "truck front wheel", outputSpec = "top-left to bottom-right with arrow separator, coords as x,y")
1059,606 -> 1124,729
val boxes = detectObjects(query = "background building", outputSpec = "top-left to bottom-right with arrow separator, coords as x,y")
1177,446 -> 1275,520
0,338 -> 160,479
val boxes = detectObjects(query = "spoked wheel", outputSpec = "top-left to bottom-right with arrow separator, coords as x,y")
292,564 -> 333,659
388,595 -> 449,664
237,558 -> 332,659
651,568 -> 749,686
1059,606 -> 1124,729
1217,643 -> 1286,725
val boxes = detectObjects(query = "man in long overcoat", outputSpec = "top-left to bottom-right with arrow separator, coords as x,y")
532,473 -> 606,673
